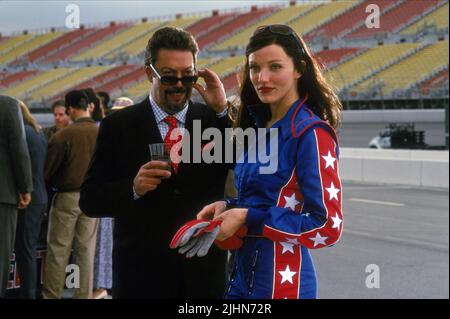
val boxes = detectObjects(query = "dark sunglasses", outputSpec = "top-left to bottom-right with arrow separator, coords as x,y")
251,24 -> 306,57
149,64 -> 198,86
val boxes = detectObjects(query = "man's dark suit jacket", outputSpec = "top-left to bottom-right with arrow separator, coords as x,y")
24,124 -> 47,205
79,97 -> 229,298
0,96 -> 33,204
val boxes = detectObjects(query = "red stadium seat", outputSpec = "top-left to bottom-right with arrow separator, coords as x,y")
43,24 -> 129,62
0,70 -> 39,88
196,7 -> 276,49
346,0 -> 443,40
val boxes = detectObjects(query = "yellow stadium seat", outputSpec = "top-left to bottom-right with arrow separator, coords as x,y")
74,22 -> 163,61
288,1 -> 359,36
107,16 -> 202,59
196,55 -> 244,87
325,42 -> 421,91
212,4 -> 318,51
3,68 -> 73,99
31,66 -> 112,100
352,41 -> 449,95
0,34 -> 37,57
401,3 -> 449,34
124,79 -> 150,101
0,32 -> 63,64
0,34 -> 35,57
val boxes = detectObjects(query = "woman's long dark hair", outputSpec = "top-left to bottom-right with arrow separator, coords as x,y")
236,26 -> 342,130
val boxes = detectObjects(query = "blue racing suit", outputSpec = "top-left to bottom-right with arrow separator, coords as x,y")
226,97 -> 343,299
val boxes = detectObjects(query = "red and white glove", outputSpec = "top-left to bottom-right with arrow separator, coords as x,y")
170,219 -> 248,258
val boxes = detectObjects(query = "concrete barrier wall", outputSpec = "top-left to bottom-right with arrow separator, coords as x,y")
343,109 -> 444,123
340,148 -> 449,189
34,109 -> 446,127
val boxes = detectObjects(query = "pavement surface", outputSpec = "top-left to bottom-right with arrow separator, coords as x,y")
312,182 -> 449,299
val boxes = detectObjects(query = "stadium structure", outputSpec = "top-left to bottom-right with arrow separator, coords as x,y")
0,0 -> 448,111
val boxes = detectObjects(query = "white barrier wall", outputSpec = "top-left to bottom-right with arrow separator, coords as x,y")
340,148 -> 449,189
343,109 -> 444,123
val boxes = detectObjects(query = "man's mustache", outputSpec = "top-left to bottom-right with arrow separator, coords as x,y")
166,87 -> 188,94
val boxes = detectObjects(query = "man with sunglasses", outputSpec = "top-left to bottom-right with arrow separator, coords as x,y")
80,27 -> 230,298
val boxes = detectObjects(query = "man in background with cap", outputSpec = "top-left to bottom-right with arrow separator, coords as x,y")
42,90 -> 99,299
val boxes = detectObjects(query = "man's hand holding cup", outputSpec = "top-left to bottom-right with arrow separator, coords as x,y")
133,160 -> 171,196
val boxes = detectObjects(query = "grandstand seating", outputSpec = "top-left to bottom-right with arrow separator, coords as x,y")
314,47 -> 362,68
352,40 -> 449,95
305,0 -> 397,41
419,68 -> 448,94
31,66 -> 112,100
196,55 -> 244,88
0,32 -> 63,65
222,71 -> 240,93
288,1 -> 357,37
0,70 -> 39,88
211,3 -> 317,51
48,64 -> 138,101
74,18 -> 201,61
211,55 -> 245,76
187,13 -> 237,38
325,42 -> 421,91
196,7 -> 276,49
108,16 -> 200,59
347,0 -> 442,39
95,66 -> 146,93
124,80 -> 151,101
0,1 -> 448,106
0,34 -> 35,57
401,2 -> 449,34
103,21 -> 166,60
43,24 -> 128,62
26,29 -> 94,63
75,65 -> 137,89
4,68 -> 74,99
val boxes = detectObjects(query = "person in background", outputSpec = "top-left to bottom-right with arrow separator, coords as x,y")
42,100 -> 71,264
82,88 -> 103,122
14,100 -> 47,299
43,100 -> 71,141
110,96 -> 134,112
89,90 -> 114,300
43,90 -> 99,299
97,91 -> 110,114
0,95 -> 32,298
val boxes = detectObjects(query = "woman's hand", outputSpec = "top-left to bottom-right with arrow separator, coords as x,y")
214,208 -> 248,241
196,201 -> 227,220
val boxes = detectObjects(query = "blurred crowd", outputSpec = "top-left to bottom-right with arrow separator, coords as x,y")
0,90 -> 133,299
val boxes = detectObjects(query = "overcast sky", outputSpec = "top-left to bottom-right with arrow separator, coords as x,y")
0,0 -> 290,35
